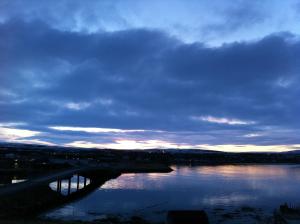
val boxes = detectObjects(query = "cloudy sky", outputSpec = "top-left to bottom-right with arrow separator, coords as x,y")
1,0 -> 300,152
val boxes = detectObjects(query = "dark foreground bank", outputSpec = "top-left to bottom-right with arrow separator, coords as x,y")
0,217 -> 160,224
2,206 -> 298,224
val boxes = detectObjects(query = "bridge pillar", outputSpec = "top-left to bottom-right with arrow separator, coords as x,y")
68,178 -> 71,195
84,177 -> 87,187
56,180 -> 59,192
77,175 -> 80,190
57,179 -> 62,193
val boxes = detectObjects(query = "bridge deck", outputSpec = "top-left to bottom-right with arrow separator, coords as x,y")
0,163 -> 172,196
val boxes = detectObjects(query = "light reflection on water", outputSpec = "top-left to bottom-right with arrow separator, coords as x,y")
0,176 -> 27,186
45,165 -> 300,221
11,179 -> 27,184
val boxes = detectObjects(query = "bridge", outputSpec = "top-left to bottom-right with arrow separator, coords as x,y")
0,163 -> 172,218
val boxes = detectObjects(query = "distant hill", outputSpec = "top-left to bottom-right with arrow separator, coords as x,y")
146,148 -> 221,154
1,142 -> 300,155
283,150 -> 300,154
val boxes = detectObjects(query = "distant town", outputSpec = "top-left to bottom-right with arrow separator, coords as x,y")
1,143 -> 300,174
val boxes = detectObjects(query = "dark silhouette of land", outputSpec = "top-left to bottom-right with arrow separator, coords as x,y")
1,142 -> 300,168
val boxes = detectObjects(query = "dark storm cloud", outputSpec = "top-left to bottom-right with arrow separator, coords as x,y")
0,19 -> 300,147
1,0 -> 300,46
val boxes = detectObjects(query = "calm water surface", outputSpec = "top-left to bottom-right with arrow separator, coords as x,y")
45,165 -> 300,221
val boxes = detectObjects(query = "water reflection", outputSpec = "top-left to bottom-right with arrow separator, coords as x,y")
11,179 -> 27,184
46,165 -> 300,221
195,165 -> 299,178
49,174 -> 91,196
0,174 -> 27,186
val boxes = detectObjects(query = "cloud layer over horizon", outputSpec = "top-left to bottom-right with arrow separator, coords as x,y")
0,0 -> 300,152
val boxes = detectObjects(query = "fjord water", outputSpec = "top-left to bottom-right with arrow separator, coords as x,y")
45,165 -> 300,221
